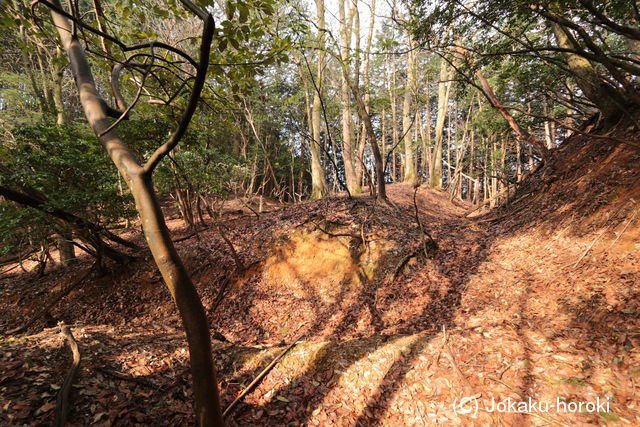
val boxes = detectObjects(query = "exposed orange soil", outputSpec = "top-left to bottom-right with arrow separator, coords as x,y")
1,130 -> 639,425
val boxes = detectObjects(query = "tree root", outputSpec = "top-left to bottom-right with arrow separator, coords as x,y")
54,322 -> 81,427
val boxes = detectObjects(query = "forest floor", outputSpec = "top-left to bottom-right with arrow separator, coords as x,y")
2,129 -> 640,426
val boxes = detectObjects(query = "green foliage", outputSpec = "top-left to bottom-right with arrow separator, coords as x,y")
0,124 -> 135,254
155,145 -> 250,197
0,202 -> 48,256
8,124 -> 134,220
0,72 -> 43,126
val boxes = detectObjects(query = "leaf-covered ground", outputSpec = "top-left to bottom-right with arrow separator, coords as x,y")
1,132 -> 640,425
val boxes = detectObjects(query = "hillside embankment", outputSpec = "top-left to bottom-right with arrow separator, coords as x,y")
1,128 -> 639,425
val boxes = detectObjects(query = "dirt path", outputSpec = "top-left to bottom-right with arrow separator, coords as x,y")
1,184 -> 638,425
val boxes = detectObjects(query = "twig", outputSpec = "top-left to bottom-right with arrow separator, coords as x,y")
432,325 -> 449,367
54,322 -> 81,427
222,338 -> 303,417
411,185 -> 438,257
210,276 -> 231,314
443,333 -> 473,391
172,226 -> 210,243
239,197 -> 260,218
486,376 -> 524,398
214,222 -> 244,272
412,185 -> 425,233
570,228 -> 608,269
497,362 -> 512,380
565,199 -> 636,269
0,262 -> 21,276
606,205 -> 639,250
312,221 -> 363,241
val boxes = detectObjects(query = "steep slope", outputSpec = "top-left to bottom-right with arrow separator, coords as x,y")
1,129 -> 639,425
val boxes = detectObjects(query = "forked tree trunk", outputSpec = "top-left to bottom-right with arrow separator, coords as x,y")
355,0 -> 376,189
47,2 -> 223,425
336,54 -> 387,201
386,55 -> 398,182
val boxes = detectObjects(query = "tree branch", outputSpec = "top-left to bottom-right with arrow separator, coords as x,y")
143,15 -> 215,175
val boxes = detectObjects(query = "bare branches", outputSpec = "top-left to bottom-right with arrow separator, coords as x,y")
576,0 -> 640,41
222,338 -> 303,418
98,55 -> 154,137
299,49 -> 352,197
143,15 -> 215,175
32,0 -> 198,67
42,1 -> 224,424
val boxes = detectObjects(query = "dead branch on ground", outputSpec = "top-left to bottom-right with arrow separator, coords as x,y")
222,337 -> 303,418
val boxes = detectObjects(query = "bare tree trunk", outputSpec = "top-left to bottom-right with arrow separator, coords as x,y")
475,70 -> 550,161
516,138 -> 522,183
446,107 -> 453,186
355,0 -> 376,190
51,47 -> 66,125
19,27 -> 48,115
402,41 -> 417,183
543,98 -> 556,149
430,58 -> 452,188
469,126 -> 475,203
550,21 -> 626,123
387,55 -> 398,183
500,139 -> 506,194
421,85 -> 433,183
310,0 -> 328,199
47,3 -> 222,424
339,63 -> 387,201
338,0 -> 358,194
381,106 -> 386,179
56,230 -> 75,266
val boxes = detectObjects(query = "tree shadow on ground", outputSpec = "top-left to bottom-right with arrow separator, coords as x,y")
222,192 -> 491,425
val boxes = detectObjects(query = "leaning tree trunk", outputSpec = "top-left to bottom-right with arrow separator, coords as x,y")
0,185 -> 134,265
344,71 -> 387,201
355,0 -> 376,189
550,22 -> 626,124
475,70 -> 550,161
47,2 -> 223,424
